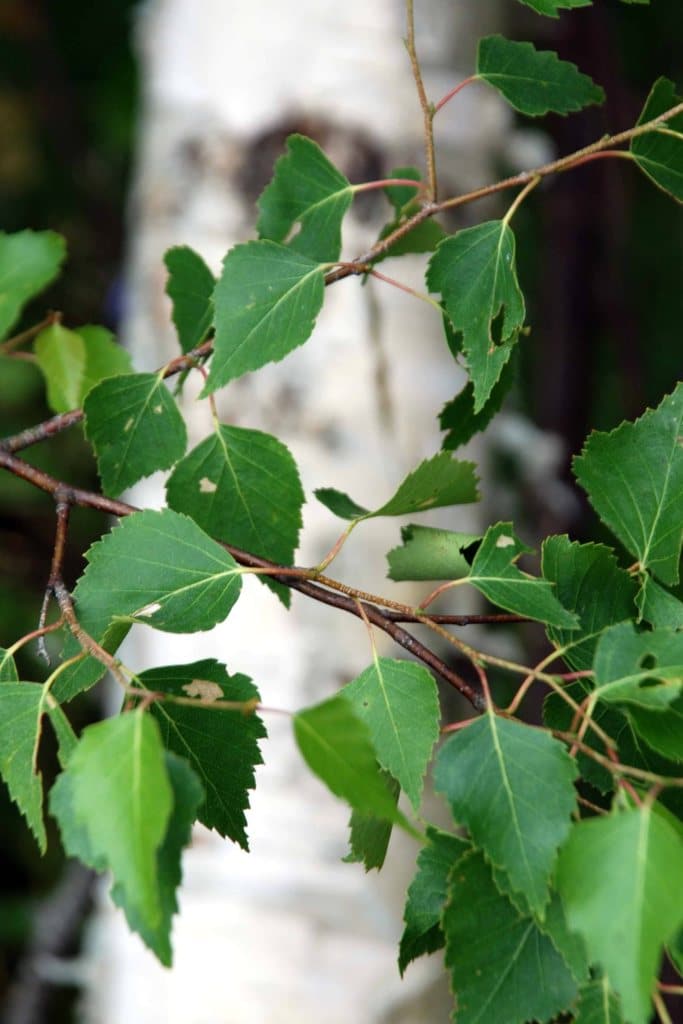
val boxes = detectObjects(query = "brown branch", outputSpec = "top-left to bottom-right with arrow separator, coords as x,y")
405,0 -> 437,200
0,448 -> 483,709
37,497 -> 70,663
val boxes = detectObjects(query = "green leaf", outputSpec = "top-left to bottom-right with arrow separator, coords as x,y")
557,805 -> 683,1024
628,697 -> 683,762
631,78 -> 683,203
316,452 -> 479,521
440,359 -> 515,451
111,752 -> 204,966
50,711 -> 173,939
0,682 -> 47,850
573,383 -> 683,587
514,0 -> 591,16
0,230 -> 66,340
539,892 -> 590,983
443,849 -> 578,1024
84,372 -> 187,497
44,695 -> 78,767
669,927 -> 683,976
143,660 -> 265,849
637,574 -> 683,628
166,424 -> 304,608
477,36 -> 604,117
293,694 -> 416,834
542,536 -> 638,670
78,326 -> 133,397
164,245 -> 215,353
593,621 -> 683,710
573,974 -> 625,1024
427,222 -> 525,411
434,711 -> 577,915
34,323 -> 86,413
343,658 -> 439,810
466,523 -> 579,627
344,771 -> 400,872
257,134 -> 353,263
383,166 -> 422,213
0,648 -> 19,682
386,524 -> 480,582
398,827 -> 466,974
204,241 -> 325,394
65,509 -> 243,638
372,167 -> 446,263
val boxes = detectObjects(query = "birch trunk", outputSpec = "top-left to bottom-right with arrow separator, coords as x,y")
82,2 -> 506,1020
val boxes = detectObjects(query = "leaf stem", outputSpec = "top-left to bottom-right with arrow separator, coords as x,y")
502,175 -> 541,227
352,178 -> 427,194
433,75 -> 478,116
0,311 -> 60,354
366,267 -> 443,311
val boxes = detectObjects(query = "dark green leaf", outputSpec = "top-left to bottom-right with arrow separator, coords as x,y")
84,372 -> 187,497
398,827 -> 466,975
440,359 -> 515,451
386,524 -> 479,582
443,849 -> 578,1024
631,78 -> 683,203
514,0 -> 591,15
636,574 -> 683,628
344,771 -> 400,872
593,621 -> 683,710
164,245 -> 215,353
383,167 -> 421,213
0,682 -> 47,850
467,523 -> 579,627
427,222 -> 525,411
542,536 -> 638,670
573,382 -> 683,587
34,324 -> 85,413
316,453 -> 479,521
573,974 -> 625,1024
50,711 -> 173,941
557,806 -> 683,1024
373,169 -> 446,262
166,424 -> 304,608
204,241 -> 325,393
435,711 -> 577,915
293,694 -> 416,833
628,697 -> 683,762
477,36 -> 604,116
143,660 -> 265,849
111,752 -> 204,966
343,658 -> 439,810
257,134 -> 353,263
0,230 -> 66,340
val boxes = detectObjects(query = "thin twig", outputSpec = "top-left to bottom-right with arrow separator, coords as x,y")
405,0 -> 437,200
37,498 -> 71,663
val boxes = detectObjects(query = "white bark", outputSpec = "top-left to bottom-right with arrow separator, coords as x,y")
81,2 -> 505,1020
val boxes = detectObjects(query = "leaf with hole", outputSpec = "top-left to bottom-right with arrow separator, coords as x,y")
84,372 -> 187,496
476,36 -> 604,117
144,660 -> 265,849
427,222 -> 525,411
166,423 -> 304,607
466,523 -> 579,627
592,621 -> 683,710
204,241 -> 325,393
386,524 -> 480,582
257,134 -> 353,262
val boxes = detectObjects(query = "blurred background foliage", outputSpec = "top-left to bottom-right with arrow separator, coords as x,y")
0,0 -> 680,1020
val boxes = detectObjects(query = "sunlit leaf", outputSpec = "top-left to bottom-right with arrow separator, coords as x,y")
386,524 -> 479,582
0,230 -> 66,340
